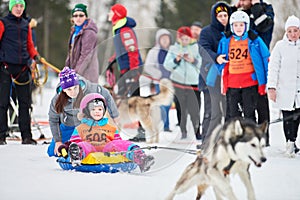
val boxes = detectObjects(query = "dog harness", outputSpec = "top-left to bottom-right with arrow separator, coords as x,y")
223,159 -> 236,176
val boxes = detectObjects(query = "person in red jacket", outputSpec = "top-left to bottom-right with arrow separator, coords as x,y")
0,0 -> 42,145
108,4 -> 146,142
108,3 -> 143,97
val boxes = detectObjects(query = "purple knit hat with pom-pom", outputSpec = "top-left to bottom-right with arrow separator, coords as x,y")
59,67 -> 79,89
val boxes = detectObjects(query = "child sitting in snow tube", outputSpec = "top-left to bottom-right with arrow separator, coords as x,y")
57,93 -> 155,173
47,67 -> 119,157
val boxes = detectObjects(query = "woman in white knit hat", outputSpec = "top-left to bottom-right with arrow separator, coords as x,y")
267,15 -> 300,157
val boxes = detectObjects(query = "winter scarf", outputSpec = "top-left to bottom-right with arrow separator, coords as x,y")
71,20 -> 88,44
158,49 -> 170,78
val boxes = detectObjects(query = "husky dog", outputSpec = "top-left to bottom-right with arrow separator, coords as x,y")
166,118 -> 268,200
114,78 -> 174,143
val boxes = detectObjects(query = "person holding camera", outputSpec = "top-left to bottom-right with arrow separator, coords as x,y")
164,26 -> 202,140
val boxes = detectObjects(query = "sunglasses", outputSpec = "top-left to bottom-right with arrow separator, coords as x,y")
73,14 -> 85,18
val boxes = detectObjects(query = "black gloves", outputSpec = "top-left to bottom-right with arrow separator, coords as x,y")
34,54 -> 42,64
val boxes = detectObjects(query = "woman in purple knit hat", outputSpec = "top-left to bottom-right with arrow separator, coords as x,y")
47,67 -> 119,157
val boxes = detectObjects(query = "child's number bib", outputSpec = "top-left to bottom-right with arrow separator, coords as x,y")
228,38 -> 254,74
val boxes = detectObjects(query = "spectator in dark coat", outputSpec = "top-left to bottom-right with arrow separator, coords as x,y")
232,0 -> 274,48
198,1 -> 231,144
0,0 -> 42,145
190,21 -> 203,41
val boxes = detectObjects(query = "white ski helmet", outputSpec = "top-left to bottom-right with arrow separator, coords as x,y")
230,10 -> 250,33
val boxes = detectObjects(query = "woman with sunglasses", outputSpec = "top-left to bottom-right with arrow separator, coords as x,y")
65,3 -> 99,83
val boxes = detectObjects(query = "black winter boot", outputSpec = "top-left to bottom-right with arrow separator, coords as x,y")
21,138 -> 37,145
0,132 -> 7,145
195,128 -> 202,140
129,125 -> 146,142
69,143 -> 82,166
0,137 -> 6,145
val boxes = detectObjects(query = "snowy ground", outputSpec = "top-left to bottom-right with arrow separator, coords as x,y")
1,81 -> 300,200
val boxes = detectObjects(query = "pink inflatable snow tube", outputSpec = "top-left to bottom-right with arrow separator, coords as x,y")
78,140 -> 137,156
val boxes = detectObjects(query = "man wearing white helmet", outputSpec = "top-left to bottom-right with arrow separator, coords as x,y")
232,0 -> 274,147
198,1 -> 231,147
206,11 -> 270,122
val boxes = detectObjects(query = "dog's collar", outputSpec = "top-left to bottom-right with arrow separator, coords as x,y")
223,159 -> 235,176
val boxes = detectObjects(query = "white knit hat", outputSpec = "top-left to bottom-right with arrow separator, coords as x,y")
285,15 -> 300,31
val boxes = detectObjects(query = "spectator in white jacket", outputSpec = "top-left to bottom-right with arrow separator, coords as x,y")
142,28 -> 173,132
267,15 -> 300,158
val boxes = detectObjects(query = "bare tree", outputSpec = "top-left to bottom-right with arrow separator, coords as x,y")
268,0 -> 300,49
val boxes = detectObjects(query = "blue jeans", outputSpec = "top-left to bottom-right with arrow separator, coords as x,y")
47,124 -> 75,157
161,105 -> 171,129
155,84 -> 171,130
